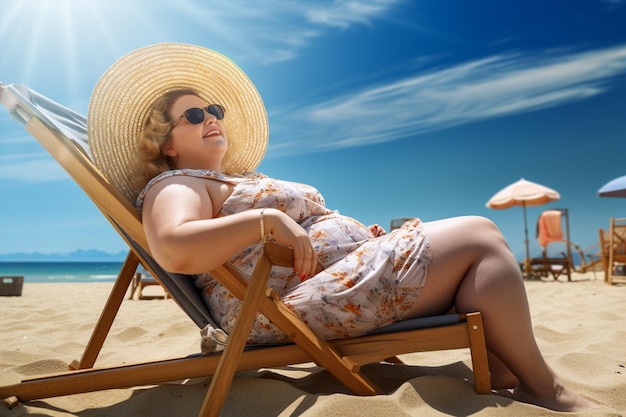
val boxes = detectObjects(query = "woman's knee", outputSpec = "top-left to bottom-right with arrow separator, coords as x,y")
461,217 -> 522,279
437,216 -> 506,245
421,216 -> 514,271
421,216 -> 503,272
462,215 -> 499,232
461,216 -> 508,247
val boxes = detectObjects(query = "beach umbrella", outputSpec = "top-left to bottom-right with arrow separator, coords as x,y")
486,178 -> 560,277
598,175 -> 626,197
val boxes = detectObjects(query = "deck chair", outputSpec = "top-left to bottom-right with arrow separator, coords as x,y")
389,217 -> 416,231
599,228 -> 611,280
0,82 -> 491,416
131,266 -> 171,300
574,239 -> 603,277
529,209 -> 574,281
602,217 -> 626,284
532,208 -> 604,278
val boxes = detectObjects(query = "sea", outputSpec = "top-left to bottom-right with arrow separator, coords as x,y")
0,262 -> 125,283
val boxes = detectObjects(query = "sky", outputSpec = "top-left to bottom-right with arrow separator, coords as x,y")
1,0 -> 625,264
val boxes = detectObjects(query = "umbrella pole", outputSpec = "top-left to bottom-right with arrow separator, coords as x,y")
523,203 -> 531,278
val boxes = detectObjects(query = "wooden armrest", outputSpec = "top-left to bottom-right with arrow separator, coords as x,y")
263,241 -> 324,274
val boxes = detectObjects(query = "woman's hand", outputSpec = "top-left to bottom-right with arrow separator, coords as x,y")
369,224 -> 387,237
263,208 -> 317,280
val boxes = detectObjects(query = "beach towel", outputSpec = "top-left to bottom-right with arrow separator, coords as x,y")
538,210 -> 563,248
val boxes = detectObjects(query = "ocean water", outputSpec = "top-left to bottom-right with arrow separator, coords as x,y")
0,262 -> 124,283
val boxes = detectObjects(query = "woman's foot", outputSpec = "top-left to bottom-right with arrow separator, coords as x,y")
513,380 -> 599,412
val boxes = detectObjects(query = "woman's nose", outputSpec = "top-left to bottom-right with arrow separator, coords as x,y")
203,109 -> 217,124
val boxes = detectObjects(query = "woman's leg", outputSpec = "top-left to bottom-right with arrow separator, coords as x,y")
405,216 -> 596,412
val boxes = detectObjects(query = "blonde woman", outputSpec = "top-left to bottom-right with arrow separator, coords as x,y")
88,43 -> 597,412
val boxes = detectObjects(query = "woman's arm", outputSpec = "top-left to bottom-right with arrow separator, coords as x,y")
141,176 -> 317,277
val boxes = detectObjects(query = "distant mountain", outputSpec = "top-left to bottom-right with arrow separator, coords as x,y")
0,249 -> 127,262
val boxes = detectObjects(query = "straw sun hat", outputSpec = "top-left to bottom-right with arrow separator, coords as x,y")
87,43 -> 268,204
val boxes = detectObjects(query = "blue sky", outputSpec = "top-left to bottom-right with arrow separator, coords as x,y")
1,0 -> 625,263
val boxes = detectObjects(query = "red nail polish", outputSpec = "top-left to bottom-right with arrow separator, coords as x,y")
299,274 -> 306,282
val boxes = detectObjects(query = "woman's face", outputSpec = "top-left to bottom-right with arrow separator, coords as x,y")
163,94 -> 228,171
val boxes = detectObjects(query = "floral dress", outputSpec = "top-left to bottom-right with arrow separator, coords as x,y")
138,169 -> 432,344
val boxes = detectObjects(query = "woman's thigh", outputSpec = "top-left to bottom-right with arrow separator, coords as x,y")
403,216 -> 506,318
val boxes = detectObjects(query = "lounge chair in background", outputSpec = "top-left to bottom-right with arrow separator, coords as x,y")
573,239 -> 603,279
598,228 -> 610,279
603,217 -> 626,284
131,266 -> 171,300
529,208 -> 604,280
0,82 -> 491,417
529,209 -> 574,280
389,217 -> 416,231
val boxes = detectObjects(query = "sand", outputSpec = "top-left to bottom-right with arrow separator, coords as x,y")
0,272 -> 624,416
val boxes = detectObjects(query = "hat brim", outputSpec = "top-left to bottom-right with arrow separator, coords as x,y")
88,43 -> 268,204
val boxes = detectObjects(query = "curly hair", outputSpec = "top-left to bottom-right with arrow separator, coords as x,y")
130,88 -> 200,193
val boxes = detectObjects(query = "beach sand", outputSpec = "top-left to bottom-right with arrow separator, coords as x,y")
0,272 -> 624,416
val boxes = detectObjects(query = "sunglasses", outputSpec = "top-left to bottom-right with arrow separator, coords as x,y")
171,104 -> 225,127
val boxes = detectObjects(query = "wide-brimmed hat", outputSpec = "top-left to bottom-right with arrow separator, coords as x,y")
87,42 -> 268,204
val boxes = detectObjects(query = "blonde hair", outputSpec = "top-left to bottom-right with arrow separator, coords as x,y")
131,88 -> 200,192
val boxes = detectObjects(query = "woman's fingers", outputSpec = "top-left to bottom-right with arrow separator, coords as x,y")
295,244 -> 317,281
263,209 -> 317,280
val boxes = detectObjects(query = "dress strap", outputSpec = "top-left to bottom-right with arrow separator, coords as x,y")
136,169 -> 264,211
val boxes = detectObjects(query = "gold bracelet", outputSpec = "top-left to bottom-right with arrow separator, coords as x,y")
260,208 -> 266,242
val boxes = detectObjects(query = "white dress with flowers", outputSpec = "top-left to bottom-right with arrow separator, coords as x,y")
138,169 -> 432,344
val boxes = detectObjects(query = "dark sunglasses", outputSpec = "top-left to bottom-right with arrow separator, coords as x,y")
171,104 -> 225,127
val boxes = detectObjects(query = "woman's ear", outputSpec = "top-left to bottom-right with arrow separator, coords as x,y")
163,142 -> 178,158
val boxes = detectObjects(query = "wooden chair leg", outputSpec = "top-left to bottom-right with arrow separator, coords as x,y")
198,251 -> 274,417
212,262 -> 382,397
200,250 -> 382,417
465,312 -> 491,394
69,250 -> 139,370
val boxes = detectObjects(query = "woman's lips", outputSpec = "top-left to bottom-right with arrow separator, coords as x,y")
203,128 -> 221,138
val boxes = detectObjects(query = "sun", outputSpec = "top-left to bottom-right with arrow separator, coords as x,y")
0,0 -> 147,100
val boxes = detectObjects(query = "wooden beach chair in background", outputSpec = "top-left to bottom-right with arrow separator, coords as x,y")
602,217 -> 626,284
598,228 -> 609,279
529,209 -> 603,279
131,266 -> 171,300
0,82 -> 491,417
529,208 -> 577,281
389,217 -> 415,231
573,235 -> 604,277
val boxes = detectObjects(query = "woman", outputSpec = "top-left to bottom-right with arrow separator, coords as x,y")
87,43 -> 596,412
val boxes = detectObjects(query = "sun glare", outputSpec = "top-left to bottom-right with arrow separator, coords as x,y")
1,0 -> 142,100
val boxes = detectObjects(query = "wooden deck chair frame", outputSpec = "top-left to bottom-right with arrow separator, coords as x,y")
604,217 -> 626,285
599,228 -> 610,280
0,83 -> 491,416
574,240 -> 603,279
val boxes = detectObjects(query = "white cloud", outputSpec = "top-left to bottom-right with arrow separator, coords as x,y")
0,155 -> 69,183
174,0 -> 402,64
268,45 -> 626,155
306,0 -> 399,28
